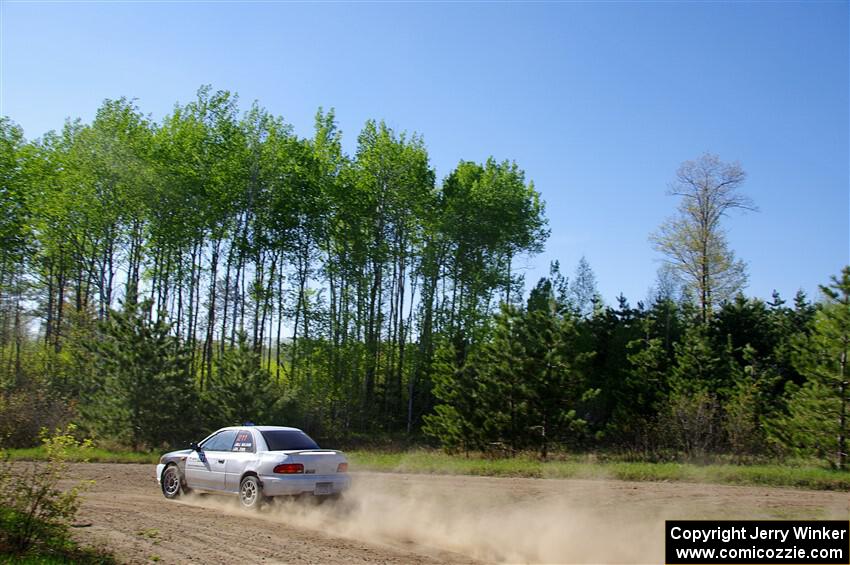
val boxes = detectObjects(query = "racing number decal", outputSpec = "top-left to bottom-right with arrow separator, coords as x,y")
232,431 -> 254,452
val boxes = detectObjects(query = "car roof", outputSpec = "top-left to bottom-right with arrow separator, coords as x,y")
216,425 -> 303,432
253,425 -> 304,432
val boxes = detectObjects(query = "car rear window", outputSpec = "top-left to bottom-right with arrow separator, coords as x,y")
261,430 -> 320,451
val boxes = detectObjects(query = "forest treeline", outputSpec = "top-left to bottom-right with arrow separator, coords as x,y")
1,87 -> 847,468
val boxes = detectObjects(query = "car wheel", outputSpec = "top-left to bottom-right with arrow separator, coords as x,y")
161,464 -> 186,499
239,476 -> 263,510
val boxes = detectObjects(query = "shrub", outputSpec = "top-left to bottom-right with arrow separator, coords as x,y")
661,388 -> 722,460
0,382 -> 75,449
0,425 -> 93,554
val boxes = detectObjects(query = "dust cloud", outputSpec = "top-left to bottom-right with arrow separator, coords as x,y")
182,474 -> 666,564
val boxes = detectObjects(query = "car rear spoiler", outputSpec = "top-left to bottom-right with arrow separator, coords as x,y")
282,449 -> 342,455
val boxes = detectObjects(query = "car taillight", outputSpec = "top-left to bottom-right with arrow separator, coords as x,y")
337,462 -> 348,473
273,463 -> 304,474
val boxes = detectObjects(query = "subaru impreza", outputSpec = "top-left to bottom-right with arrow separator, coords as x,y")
155,425 -> 350,509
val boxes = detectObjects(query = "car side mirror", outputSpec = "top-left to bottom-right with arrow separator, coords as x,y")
190,441 -> 200,451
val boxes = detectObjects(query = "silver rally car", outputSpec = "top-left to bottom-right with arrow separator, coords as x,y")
155,425 -> 350,509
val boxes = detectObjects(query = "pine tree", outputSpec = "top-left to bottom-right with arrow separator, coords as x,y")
425,291 -> 596,457
724,345 -> 772,457
522,283 -> 596,458
82,300 -> 197,449
663,324 -> 727,457
670,325 -> 726,394
624,336 -> 670,444
469,305 -> 531,452
203,332 -> 278,427
422,338 -> 488,453
772,267 -> 850,469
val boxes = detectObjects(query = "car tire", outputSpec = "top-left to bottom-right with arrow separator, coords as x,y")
161,464 -> 188,499
239,476 -> 263,510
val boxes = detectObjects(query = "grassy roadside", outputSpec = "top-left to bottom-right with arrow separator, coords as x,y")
5,446 -> 159,465
7,446 -> 849,491
346,450 -> 850,491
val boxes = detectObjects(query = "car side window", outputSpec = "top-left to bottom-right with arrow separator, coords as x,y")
202,430 -> 238,452
231,430 -> 254,453
199,433 -> 219,450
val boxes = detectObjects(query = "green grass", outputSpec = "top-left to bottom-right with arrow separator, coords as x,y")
347,450 -> 850,491
7,446 -> 849,491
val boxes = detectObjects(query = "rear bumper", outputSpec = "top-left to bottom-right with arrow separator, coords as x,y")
259,473 -> 351,496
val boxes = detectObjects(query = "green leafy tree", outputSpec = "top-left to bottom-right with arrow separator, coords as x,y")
651,153 -> 756,324
0,118 -> 29,274
0,118 -> 31,391
351,119 -> 435,423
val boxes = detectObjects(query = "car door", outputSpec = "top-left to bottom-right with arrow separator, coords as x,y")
224,429 -> 257,493
185,430 -> 236,491
185,435 -> 215,490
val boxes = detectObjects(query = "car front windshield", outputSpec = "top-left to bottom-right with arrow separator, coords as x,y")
261,430 -> 320,451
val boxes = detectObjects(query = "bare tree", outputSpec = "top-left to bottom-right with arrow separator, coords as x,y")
652,153 -> 757,323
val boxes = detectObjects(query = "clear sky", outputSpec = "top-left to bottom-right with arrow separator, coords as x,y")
2,1 -> 848,306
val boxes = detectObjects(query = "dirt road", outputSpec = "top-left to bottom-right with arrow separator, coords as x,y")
63,463 -> 847,564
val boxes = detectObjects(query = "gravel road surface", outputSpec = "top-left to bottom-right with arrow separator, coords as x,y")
60,463 -> 848,564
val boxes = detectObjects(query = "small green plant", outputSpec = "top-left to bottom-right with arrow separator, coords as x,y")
0,424 -> 94,554
136,528 -> 159,540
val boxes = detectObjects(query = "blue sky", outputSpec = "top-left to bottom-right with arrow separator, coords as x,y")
2,1 -> 847,306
